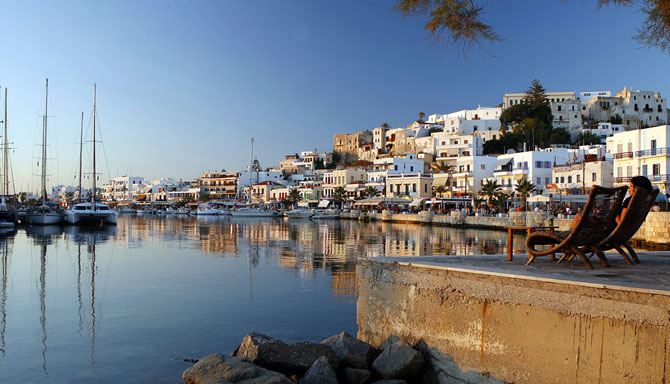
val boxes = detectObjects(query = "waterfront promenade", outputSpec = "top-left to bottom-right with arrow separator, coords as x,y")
357,252 -> 670,383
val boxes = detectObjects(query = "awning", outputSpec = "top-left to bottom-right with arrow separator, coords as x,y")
528,195 -> 551,203
318,200 -> 331,208
345,184 -> 364,192
495,158 -> 512,168
409,198 -> 424,207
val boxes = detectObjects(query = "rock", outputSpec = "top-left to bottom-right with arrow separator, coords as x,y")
415,341 -> 508,384
340,367 -> 371,384
321,331 -> 377,369
234,333 -> 337,376
299,356 -> 338,384
378,335 -> 411,352
182,352 -> 292,384
372,343 -> 425,380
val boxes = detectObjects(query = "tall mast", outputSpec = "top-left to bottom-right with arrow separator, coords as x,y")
91,84 -> 96,210
3,87 -> 7,197
249,137 -> 254,202
78,112 -> 83,201
42,79 -> 48,205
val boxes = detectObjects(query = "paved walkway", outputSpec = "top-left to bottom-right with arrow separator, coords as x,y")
372,251 -> 670,293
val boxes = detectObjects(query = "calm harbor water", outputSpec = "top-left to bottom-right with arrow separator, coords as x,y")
0,215 -> 525,383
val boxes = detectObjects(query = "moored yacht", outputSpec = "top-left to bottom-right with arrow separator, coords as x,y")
27,79 -> 61,226
66,202 -> 117,225
66,84 -> 117,226
286,208 -> 315,219
230,207 -> 279,218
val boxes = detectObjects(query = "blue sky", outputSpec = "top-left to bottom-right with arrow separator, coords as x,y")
1,0 -> 669,192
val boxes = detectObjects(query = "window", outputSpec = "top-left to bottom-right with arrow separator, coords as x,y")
536,177 -> 541,184
394,165 -> 398,171
568,176 -> 572,183
410,166 -> 414,172
653,164 -> 660,175
481,164 -> 486,170
412,183 -> 416,193
424,184 -> 428,193
592,173 -> 596,182
555,177 -> 559,183
626,166 -> 632,177
577,175 -> 581,183
643,164 -> 648,177
536,161 -> 542,168
560,176 -> 565,183
557,105 -> 562,111
545,177 -> 550,184
545,161 -> 551,168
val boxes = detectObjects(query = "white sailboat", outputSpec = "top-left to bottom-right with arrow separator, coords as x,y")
66,84 -> 117,226
27,79 -> 62,226
0,87 -> 15,228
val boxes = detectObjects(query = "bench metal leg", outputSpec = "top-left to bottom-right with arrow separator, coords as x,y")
622,241 -> 640,263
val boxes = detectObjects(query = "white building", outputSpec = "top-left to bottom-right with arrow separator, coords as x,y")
552,159 -> 613,193
582,122 -> 624,142
503,91 -> 576,109
606,124 -> 670,193
492,148 -> 574,192
451,155 -> 498,196
588,87 -> 669,130
101,176 -> 146,201
551,99 -> 583,139
434,133 -> 481,161
237,170 -> 284,195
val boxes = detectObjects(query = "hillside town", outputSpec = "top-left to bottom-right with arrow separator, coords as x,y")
37,83 -> 670,213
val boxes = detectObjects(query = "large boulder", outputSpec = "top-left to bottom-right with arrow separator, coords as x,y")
378,335 -> 411,352
372,343 -> 425,380
234,333 -> 337,376
321,331 -> 377,369
299,356 -> 338,384
182,353 -> 292,384
341,367 -> 371,384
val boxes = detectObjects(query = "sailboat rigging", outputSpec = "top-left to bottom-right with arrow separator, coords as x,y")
27,79 -> 61,225
66,84 -> 117,225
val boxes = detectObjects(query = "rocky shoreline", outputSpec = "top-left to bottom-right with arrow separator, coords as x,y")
182,331 -> 504,384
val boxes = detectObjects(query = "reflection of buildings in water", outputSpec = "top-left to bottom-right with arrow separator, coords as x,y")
330,268 -> 357,303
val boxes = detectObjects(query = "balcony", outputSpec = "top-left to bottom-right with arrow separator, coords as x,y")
613,177 -> 632,184
649,174 -> 670,182
636,147 -> 670,157
613,152 -> 634,160
643,107 -> 654,113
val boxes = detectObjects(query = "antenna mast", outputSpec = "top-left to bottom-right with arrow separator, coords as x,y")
3,87 -> 7,197
42,79 -> 48,204
78,112 -> 83,201
91,84 -> 96,209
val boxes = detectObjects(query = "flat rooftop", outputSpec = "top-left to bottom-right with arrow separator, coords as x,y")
370,251 -> 670,294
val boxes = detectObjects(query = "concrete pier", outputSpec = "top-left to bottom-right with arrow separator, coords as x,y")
357,253 -> 670,383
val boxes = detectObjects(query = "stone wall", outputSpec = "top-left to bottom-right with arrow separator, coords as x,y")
357,259 -> 670,384
346,211 -> 670,245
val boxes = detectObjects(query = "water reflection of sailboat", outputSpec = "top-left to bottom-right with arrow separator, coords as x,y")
0,240 -> 9,357
24,227 -> 59,373
66,226 -> 111,365
64,225 -> 117,245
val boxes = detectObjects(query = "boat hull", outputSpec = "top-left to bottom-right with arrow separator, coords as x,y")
66,212 -> 118,226
27,213 -> 62,225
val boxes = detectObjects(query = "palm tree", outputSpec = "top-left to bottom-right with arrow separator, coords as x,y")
432,185 -> 446,197
431,161 -> 453,174
363,186 -> 380,198
481,180 -> 502,206
515,178 -> 536,211
332,186 -> 347,209
495,192 -> 510,213
381,122 -> 390,128
287,188 -> 302,207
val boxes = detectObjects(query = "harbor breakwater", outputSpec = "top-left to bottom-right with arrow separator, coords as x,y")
340,210 -> 670,246
357,258 -> 670,384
